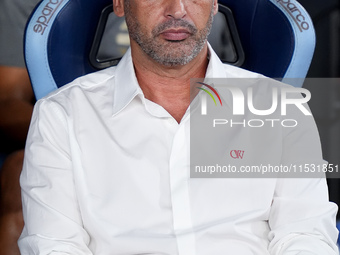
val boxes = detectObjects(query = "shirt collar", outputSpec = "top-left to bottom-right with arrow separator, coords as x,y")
202,43 -> 233,109
113,47 -> 143,116
112,43 -> 226,116
205,43 -> 227,79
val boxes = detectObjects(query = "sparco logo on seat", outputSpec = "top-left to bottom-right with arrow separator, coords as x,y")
277,0 -> 309,32
33,0 -> 63,35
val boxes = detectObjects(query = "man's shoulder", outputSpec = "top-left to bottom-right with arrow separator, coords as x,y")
221,63 -> 294,89
42,66 -> 118,102
222,63 -> 265,79
216,63 -> 296,108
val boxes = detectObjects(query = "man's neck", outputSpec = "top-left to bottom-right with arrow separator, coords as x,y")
131,43 -> 209,123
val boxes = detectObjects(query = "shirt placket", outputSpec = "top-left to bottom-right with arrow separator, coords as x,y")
168,117 -> 196,255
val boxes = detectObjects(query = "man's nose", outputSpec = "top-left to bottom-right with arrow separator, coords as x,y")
165,0 -> 187,19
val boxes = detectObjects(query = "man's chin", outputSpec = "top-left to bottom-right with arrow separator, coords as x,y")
161,41 -> 198,54
138,38 -> 206,66
152,52 -> 196,67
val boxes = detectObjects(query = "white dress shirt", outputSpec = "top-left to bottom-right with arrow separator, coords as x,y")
19,45 -> 339,255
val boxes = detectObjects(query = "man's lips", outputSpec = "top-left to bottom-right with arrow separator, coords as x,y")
160,29 -> 191,41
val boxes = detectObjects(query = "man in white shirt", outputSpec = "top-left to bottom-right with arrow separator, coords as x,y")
18,0 -> 339,254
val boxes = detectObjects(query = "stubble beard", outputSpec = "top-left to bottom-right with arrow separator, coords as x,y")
124,1 -> 215,67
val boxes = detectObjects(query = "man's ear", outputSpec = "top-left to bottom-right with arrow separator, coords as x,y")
113,0 -> 125,17
213,0 -> 218,15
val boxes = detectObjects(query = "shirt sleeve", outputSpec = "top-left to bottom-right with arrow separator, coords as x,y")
267,101 -> 339,255
18,98 -> 93,255
268,178 -> 339,255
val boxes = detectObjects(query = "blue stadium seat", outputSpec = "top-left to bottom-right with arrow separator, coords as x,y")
25,0 -> 316,100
